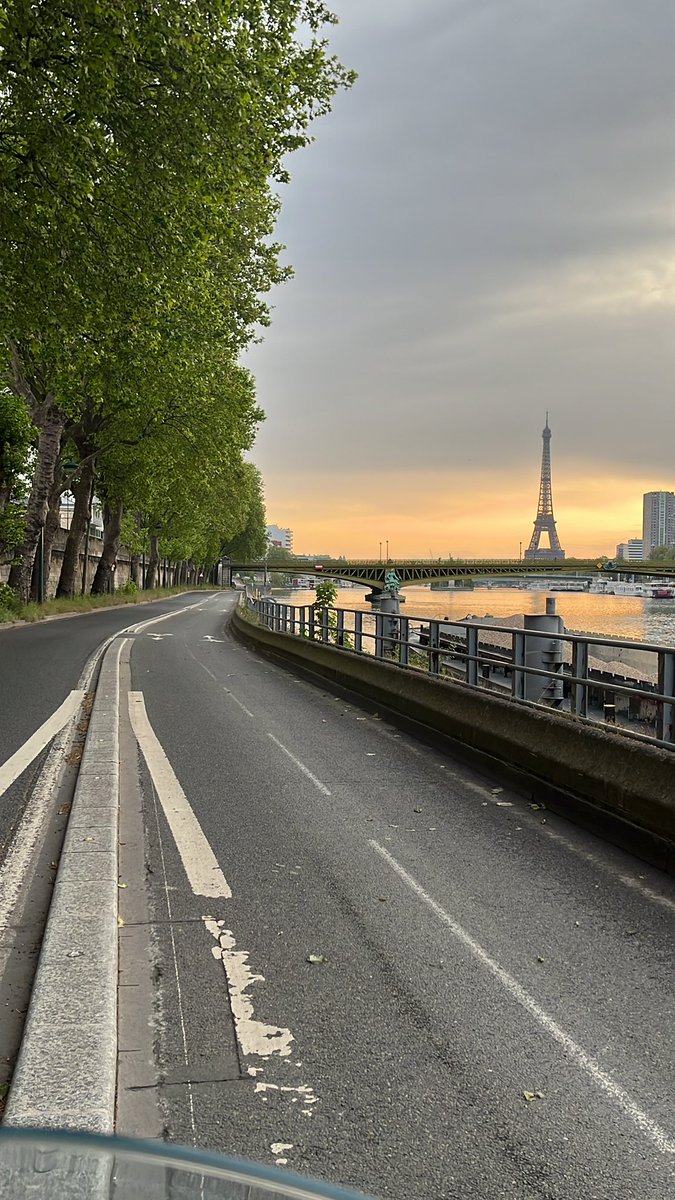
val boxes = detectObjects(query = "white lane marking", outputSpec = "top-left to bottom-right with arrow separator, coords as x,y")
266,734 -> 331,796
126,595 -> 214,635
375,726 -> 675,914
183,643 -> 256,719
128,692 -> 231,898
203,918 -> 293,1057
149,770 -> 198,1144
371,840 -> 675,1156
0,725 -> 73,936
0,691 -> 85,798
225,691 -> 256,720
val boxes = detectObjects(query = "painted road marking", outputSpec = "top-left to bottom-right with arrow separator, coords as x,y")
371,839 -> 675,1156
266,734 -> 331,796
0,690 -> 85,799
128,692 -> 231,898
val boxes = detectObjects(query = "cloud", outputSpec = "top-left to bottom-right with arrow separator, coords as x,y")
247,0 -> 675,548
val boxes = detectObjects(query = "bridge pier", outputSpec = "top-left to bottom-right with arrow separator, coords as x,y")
369,588 -> 405,657
522,596 -> 564,707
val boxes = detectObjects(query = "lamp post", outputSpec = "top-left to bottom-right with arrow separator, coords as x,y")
379,542 -> 382,562
386,539 -> 389,562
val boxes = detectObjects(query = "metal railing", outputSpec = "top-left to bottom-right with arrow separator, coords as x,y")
243,595 -> 675,750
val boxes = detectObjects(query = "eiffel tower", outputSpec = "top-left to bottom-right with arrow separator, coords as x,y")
523,414 -> 565,561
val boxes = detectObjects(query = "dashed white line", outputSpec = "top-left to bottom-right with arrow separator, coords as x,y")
370,839 -> 675,1156
0,690 -> 85,798
266,734 -> 331,796
128,692 -> 231,898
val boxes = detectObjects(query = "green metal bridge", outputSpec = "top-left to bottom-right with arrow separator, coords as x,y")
227,558 -> 674,589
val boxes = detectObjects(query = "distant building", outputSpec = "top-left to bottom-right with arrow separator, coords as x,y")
266,524 -> 293,552
616,539 -> 644,561
642,492 -> 675,555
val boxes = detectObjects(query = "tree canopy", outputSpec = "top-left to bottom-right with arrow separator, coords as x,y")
0,1 -> 354,599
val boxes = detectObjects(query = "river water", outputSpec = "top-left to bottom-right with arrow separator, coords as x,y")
272,585 -> 675,646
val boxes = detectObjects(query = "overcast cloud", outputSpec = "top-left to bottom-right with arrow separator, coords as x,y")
246,0 -> 675,555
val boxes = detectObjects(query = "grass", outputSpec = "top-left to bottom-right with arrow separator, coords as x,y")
0,584 -> 219,625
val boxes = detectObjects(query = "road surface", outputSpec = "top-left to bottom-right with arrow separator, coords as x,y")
1,591 -> 674,1197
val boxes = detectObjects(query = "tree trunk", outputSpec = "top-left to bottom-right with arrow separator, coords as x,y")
8,411 -> 64,603
145,533 -> 160,590
56,459 -> 95,598
91,501 -> 123,594
31,466 -> 66,601
130,553 -> 141,587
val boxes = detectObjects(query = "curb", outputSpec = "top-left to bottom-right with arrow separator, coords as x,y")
4,641 -> 122,1133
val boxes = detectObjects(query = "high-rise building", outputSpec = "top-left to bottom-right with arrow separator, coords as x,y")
266,524 -> 294,552
642,492 -> 675,555
616,539 -> 644,561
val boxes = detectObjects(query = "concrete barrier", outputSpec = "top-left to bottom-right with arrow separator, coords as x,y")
232,608 -> 675,874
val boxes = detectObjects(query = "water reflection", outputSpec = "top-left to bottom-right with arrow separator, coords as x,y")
272,586 -> 675,645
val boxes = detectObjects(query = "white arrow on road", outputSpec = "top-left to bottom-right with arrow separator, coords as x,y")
147,633 -> 174,640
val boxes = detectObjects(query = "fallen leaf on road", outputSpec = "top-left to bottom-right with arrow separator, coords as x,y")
413,807 -> 422,813
117,916 -> 125,927
366,752 -> 376,756
67,950 -> 84,959
491,788 -> 503,795
306,954 -> 327,964
530,803 -> 544,810
496,801 -> 513,807
378,896 -> 387,902
537,956 -> 545,963
523,1091 -> 544,1102
118,883 -> 128,889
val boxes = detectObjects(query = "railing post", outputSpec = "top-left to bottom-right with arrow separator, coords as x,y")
466,624 -> 479,688
571,640 -> 589,717
299,606 -> 306,638
337,608 -> 345,648
657,650 -> 675,742
512,630 -> 526,700
321,608 -> 329,643
399,616 -> 409,666
354,611 -> 363,653
375,612 -> 385,659
428,621 -> 440,675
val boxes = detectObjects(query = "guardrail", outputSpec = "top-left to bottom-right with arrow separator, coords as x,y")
243,596 -> 675,751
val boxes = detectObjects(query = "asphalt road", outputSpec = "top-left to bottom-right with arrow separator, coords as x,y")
120,594 -> 675,1200
0,593 -> 211,865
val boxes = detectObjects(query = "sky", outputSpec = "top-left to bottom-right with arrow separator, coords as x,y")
245,0 -> 675,559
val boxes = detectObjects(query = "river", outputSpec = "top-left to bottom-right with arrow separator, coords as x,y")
272,585 -> 675,645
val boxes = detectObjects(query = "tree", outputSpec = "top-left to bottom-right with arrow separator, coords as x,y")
648,545 -> 675,563
220,466 -> 267,561
1,0 -> 355,600
0,388 -> 33,561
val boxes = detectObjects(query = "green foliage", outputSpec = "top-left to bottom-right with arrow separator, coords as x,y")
0,389 -> 33,559
267,545 -> 296,563
0,1 -> 355,583
648,545 -> 675,562
0,581 -> 21,615
314,579 -> 338,609
121,578 -> 138,595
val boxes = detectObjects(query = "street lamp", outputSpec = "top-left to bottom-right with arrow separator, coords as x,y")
386,539 -> 389,562
379,541 -> 382,562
